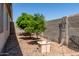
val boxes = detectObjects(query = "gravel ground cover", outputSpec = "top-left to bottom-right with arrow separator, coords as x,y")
2,25 -> 79,56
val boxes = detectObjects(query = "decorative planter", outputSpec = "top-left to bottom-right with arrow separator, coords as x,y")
37,40 -> 51,53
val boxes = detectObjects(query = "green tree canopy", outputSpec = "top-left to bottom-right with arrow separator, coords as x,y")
16,13 -> 34,29
16,13 -> 46,38
34,13 -> 46,38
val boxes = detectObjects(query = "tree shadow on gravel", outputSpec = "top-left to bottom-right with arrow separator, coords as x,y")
18,32 -> 31,36
27,40 -> 38,45
19,36 -> 40,40
18,34 -> 41,45
19,36 -> 40,45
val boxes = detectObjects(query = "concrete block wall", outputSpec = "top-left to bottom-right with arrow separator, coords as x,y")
44,14 -> 79,46
44,18 -> 63,42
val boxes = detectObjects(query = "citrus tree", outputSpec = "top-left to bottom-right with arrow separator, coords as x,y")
34,13 -> 46,38
16,13 -> 34,37
16,13 -> 46,38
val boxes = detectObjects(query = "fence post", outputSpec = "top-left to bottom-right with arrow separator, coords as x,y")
65,16 -> 69,46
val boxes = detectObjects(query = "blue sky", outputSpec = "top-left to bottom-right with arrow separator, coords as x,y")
13,3 -> 79,22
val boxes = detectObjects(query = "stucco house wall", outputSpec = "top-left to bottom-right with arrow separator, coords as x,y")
0,3 -> 12,52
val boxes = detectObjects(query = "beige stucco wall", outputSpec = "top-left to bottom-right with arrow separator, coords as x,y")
0,4 -> 10,52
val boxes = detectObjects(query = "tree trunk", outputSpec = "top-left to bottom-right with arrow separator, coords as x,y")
36,33 -> 39,39
29,33 -> 31,38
